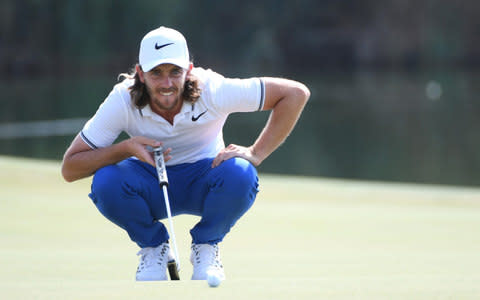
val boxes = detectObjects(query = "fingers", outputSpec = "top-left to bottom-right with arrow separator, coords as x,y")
144,151 -> 156,166
133,136 -> 162,148
211,150 -> 224,168
145,147 -> 173,165
126,136 -> 169,166
212,144 -> 245,168
163,148 -> 173,163
143,148 -> 173,167
212,152 -> 232,168
211,144 -> 263,168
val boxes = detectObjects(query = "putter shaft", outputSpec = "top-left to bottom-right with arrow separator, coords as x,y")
162,185 -> 181,271
153,147 -> 181,275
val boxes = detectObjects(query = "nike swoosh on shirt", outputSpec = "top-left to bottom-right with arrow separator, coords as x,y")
155,42 -> 173,50
191,110 -> 208,121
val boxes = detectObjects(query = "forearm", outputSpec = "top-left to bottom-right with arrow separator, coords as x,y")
61,141 -> 131,182
251,86 -> 309,164
211,78 -> 310,168
62,134 -> 163,182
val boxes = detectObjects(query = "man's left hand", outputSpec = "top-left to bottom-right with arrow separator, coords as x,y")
211,144 -> 262,168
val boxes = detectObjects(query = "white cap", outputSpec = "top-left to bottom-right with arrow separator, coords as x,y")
139,26 -> 190,72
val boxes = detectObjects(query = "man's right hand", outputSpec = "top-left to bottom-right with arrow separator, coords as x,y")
122,136 -> 172,167
61,134 -> 172,182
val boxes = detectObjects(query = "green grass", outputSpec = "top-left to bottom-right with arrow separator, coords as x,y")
1,156 -> 480,299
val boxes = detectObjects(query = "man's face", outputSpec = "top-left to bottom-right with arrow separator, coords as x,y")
138,63 -> 191,112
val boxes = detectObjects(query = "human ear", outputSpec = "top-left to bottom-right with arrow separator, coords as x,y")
136,64 -> 145,83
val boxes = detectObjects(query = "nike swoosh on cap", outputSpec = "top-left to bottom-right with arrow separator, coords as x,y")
155,42 -> 174,50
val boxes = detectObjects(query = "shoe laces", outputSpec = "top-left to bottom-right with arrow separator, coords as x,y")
191,243 -> 223,270
136,243 -> 168,272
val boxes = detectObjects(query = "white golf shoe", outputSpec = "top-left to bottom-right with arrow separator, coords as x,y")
135,243 -> 170,281
190,243 -> 225,281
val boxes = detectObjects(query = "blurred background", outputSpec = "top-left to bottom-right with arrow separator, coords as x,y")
1,0 -> 479,186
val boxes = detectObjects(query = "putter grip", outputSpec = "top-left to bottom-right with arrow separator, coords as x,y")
153,146 -> 169,187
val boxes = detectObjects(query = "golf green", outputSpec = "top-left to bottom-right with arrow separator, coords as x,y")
1,156 -> 480,299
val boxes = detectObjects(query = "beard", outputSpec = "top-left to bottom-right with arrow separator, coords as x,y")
147,85 -> 183,112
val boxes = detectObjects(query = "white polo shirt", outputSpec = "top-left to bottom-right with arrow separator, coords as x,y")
80,67 -> 265,166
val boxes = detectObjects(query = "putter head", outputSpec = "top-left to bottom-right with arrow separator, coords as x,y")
168,259 -> 180,280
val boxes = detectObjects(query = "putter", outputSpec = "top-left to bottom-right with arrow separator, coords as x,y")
153,146 -> 180,280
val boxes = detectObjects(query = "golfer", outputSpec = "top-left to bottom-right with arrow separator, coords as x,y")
61,26 -> 310,281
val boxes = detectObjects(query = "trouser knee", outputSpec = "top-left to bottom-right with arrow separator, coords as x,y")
89,164 -> 129,224
215,158 -> 259,209
88,162 -> 169,247
189,158 -> 260,244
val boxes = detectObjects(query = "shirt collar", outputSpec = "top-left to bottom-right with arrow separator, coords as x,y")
139,101 -> 192,122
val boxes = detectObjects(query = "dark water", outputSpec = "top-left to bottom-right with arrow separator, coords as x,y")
1,70 -> 479,186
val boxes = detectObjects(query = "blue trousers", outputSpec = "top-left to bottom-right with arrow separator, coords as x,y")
89,157 -> 259,248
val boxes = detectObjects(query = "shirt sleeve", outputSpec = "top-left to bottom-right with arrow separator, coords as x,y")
80,84 -> 128,149
204,69 -> 265,115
